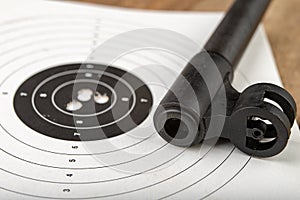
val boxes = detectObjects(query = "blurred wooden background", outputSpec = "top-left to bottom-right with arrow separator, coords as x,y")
74,0 -> 300,122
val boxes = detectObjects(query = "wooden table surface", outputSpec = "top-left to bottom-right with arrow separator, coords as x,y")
75,0 -> 300,122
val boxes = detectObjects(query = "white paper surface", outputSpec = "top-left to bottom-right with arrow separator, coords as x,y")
0,1 -> 299,199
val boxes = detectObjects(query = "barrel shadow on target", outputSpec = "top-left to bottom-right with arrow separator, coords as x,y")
72,28 -> 227,174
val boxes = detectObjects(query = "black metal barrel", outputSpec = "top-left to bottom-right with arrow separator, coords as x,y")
153,0 -> 271,146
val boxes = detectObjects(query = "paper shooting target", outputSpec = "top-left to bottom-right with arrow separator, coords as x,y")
0,3 -> 278,199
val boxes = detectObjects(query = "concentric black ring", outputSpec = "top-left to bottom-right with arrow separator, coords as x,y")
13,63 -> 153,141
